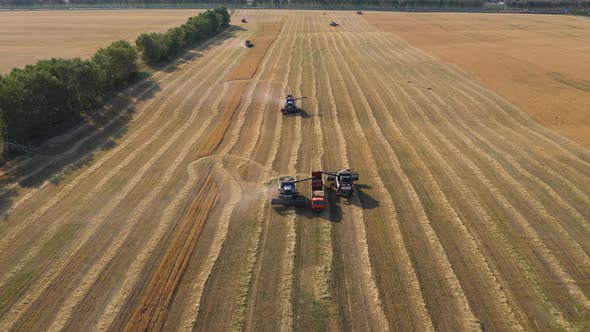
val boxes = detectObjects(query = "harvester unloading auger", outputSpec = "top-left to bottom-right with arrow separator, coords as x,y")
271,176 -> 313,206
271,172 -> 326,211
322,169 -> 359,197
281,95 -> 306,114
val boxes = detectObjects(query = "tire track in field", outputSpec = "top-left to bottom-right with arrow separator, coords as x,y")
0,29 -> 248,257
315,29 -> 391,331
326,29 -> 478,331
0,37 -> 246,292
0,28 -> 240,206
1,52 -> 242,332
354,26 -> 580,328
336,27 -> 526,330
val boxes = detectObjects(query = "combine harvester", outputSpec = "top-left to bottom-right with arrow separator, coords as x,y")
271,172 -> 325,212
322,169 -> 359,197
280,95 -> 306,114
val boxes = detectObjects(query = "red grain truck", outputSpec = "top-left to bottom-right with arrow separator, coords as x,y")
310,171 -> 325,212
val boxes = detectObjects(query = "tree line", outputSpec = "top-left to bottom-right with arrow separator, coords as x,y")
0,7 -> 230,148
0,0 -> 486,8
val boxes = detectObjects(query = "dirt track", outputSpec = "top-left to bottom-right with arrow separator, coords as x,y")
1,10 -> 590,331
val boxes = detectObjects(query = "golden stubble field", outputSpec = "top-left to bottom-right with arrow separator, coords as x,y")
0,9 -> 589,331
366,12 -> 590,147
0,9 -> 201,74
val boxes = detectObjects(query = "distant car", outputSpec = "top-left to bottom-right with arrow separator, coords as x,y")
329,22 -> 338,26
245,40 -> 253,48
357,11 -> 363,14
241,19 -> 247,23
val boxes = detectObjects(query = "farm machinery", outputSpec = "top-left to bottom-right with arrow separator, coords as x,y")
271,176 -> 313,207
281,95 -> 306,114
241,18 -> 247,23
322,169 -> 359,197
245,40 -> 253,48
271,172 -> 325,211
270,169 -> 359,211
329,22 -> 338,27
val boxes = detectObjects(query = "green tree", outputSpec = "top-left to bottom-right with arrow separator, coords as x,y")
92,40 -> 138,89
136,33 -> 168,64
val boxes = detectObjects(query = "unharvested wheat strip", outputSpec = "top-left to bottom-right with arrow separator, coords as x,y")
227,20 -> 301,330
0,33 -> 248,255
224,30 -> 287,156
387,64 -> 588,321
46,76 -> 239,331
337,29 -> 522,330
0,41 -> 245,288
232,30 -> 288,160
177,162 -> 242,332
319,32 -> 391,332
397,67 -> 590,309
0,45 -> 241,331
328,31 -> 477,331
364,34 -> 569,326
0,28 -> 241,197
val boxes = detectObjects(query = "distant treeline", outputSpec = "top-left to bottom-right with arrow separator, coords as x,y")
506,0 -> 589,9
0,7 -> 230,147
0,0 -> 486,8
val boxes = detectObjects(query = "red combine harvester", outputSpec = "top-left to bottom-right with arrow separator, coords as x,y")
323,169 -> 359,197
310,171 -> 326,212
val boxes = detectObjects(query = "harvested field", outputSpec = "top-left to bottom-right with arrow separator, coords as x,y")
0,9 -> 201,73
1,9 -> 590,331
